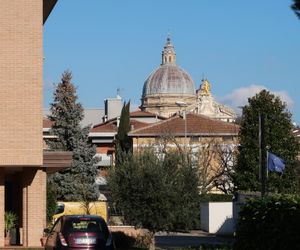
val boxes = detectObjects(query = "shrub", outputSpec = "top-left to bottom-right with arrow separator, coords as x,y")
46,182 -> 57,224
5,211 -> 18,235
200,194 -> 233,202
109,148 -> 200,232
234,194 -> 300,250
134,232 -> 153,249
198,246 -> 232,250
112,231 -> 135,249
176,245 -> 232,250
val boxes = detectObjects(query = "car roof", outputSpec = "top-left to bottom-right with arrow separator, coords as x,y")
61,215 -> 106,221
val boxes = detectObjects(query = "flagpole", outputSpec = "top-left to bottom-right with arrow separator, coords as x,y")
266,150 -> 269,195
259,113 -> 262,182
266,150 -> 269,180
259,113 -> 266,197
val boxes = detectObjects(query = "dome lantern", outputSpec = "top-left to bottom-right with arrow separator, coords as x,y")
161,36 -> 176,65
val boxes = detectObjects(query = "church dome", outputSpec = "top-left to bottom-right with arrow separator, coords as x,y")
142,64 -> 196,97
140,37 -> 197,117
142,37 -> 196,98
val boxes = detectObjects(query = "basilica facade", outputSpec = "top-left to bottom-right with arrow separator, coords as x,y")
140,37 -> 236,122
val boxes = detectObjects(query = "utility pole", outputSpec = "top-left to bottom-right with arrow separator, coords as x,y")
175,101 -> 188,140
183,108 -> 187,139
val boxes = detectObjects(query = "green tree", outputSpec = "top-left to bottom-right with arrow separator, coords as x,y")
162,134 -> 236,195
291,0 -> 300,19
115,101 -> 132,165
116,101 -> 131,152
108,146 -> 200,233
47,70 -> 99,201
233,90 -> 299,193
46,182 -> 57,224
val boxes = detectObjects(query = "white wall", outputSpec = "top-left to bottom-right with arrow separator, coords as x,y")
200,202 -> 234,235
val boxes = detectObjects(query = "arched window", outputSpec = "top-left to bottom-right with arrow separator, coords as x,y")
169,56 -> 171,62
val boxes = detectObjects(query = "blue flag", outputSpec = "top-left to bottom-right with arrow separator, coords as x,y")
268,152 -> 285,173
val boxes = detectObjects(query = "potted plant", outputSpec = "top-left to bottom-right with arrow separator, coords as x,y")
4,211 -> 17,246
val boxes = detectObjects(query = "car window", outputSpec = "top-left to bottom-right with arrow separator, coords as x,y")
63,218 -> 108,235
55,204 -> 65,215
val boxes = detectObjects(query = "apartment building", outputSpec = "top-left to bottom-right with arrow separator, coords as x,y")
0,1 -> 71,247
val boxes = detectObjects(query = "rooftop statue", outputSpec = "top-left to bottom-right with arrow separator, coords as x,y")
199,79 -> 211,96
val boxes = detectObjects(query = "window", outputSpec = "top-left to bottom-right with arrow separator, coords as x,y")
63,218 -> 108,235
223,136 -> 233,142
190,137 -> 199,143
55,204 -> 65,215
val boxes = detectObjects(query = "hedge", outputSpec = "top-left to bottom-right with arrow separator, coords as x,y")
234,194 -> 300,250
176,245 -> 232,250
199,194 -> 233,202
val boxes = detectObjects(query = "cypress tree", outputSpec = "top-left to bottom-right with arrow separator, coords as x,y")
115,101 -> 132,165
47,70 -> 99,201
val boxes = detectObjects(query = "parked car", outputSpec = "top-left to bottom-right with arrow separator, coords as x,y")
44,215 -> 114,250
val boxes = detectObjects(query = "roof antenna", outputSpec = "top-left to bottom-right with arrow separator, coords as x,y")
167,30 -> 171,43
117,88 -> 121,99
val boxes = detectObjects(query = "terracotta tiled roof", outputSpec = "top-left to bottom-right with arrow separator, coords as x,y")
130,110 -> 166,119
91,119 -> 149,133
91,121 -> 116,133
129,113 -> 240,137
91,109 -> 165,130
43,118 -> 53,129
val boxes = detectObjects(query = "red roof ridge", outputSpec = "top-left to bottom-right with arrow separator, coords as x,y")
91,118 -> 149,133
129,115 -> 179,134
186,112 -> 240,127
92,117 -> 116,129
129,112 -> 239,136
130,109 -> 167,119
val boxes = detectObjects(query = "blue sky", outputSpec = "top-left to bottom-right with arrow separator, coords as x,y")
43,1 -> 300,124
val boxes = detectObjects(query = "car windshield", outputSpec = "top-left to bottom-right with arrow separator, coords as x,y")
63,217 -> 108,234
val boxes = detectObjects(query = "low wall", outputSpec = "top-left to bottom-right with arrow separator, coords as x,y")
200,202 -> 234,235
109,226 -> 148,237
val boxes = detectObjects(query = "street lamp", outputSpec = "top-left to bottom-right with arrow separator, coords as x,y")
175,101 -> 188,140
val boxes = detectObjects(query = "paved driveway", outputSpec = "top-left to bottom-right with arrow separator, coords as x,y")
155,231 -> 234,249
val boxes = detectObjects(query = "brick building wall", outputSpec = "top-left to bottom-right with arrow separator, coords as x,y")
22,169 -> 46,247
0,0 -> 43,166
0,169 -> 4,245
0,0 -> 46,247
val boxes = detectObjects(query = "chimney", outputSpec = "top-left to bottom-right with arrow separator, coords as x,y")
102,115 -> 108,123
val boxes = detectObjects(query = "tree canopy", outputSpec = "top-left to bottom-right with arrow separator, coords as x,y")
108,146 -> 200,232
291,0 -> 300,19
115,101 -> 132,167
47,70 -> 99,201
233,90 -> 299,193
115,102 -> 131,153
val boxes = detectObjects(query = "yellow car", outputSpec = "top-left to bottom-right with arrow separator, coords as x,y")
53,201 -> 109,223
